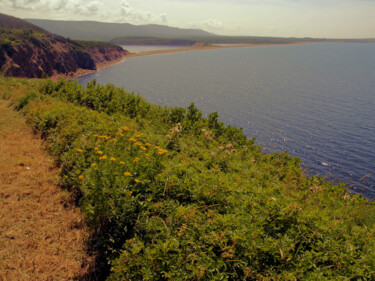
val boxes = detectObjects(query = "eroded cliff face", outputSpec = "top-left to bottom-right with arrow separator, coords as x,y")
87,46 -> 126,66
1,34 -> 128,78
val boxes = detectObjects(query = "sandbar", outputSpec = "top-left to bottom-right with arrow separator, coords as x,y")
68,42 -> 311,80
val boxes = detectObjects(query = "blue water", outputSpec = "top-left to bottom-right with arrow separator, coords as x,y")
77,43 -> 375,198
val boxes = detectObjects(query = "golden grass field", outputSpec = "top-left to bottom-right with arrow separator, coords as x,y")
0,80 -> 92,280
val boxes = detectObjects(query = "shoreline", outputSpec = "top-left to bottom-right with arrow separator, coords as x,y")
51,55 -> 128,81
67,42 -> 311,80
125,41 -> 311,58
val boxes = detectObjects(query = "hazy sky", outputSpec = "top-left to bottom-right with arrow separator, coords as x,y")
1,0 -> 374,38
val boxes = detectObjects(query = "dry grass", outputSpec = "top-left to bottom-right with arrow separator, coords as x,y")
0,83 -> 92,280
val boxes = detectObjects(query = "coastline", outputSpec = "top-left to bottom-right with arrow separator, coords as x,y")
51,55 -> 128,81
67,42 -> 311,80
125,41 -> 311,58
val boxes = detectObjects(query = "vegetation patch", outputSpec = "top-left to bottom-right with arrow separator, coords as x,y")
11,78 -> 375,280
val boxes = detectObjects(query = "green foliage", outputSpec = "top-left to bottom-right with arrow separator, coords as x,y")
0,28 -> 119,65
13,78 -> 375,280
40,79 -> 153,118
0,40 -> 16,57
0,48 -> 5,69
13,91 -> 37,110
0,28 -> 46,50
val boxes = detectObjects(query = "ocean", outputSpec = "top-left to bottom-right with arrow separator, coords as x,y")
77,43 -> 375,198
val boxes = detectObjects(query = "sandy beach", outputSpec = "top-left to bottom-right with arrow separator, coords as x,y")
61,42 -> 310,80
125,42 -> 310,58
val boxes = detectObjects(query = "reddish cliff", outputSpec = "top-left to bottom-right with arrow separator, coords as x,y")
0,13 -> 128,78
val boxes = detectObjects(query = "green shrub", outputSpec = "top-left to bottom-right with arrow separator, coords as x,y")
1,40 -> 16,57
18,79 -> 375,280
14,91 -> 37,111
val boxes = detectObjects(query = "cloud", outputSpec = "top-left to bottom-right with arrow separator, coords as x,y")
119,0 -> 168,23
189,19 -> 224,31
0,0 -> 168,24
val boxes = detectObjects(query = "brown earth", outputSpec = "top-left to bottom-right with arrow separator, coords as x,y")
0,81 -> 92,280
52,47 -> 127,81
1,36 -> 128,80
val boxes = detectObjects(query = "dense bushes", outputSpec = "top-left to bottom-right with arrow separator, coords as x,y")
14,78 -> 375,280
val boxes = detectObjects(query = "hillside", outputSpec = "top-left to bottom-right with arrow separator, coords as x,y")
7,77 -> 374,280
0,13 -> 47,33
25,18 -> 375,46
110,36 -> 203,46
25,19 -> 215,41
0,13 -> 128,78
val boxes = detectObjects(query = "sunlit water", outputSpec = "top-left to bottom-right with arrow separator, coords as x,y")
77,43 -> 375,198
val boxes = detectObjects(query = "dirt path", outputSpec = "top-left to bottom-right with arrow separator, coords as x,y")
0,90 -> 91,280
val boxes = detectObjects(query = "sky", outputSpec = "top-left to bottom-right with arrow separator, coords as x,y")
1,0 -> 375,38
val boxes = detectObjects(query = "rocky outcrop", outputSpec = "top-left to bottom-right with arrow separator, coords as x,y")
87,46 -> 126,66
1,36 -> 128,78
0,13 -> 128,78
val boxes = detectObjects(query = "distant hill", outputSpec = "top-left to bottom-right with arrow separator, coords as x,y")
110,36 -> 204,46
25,19 -> 215,41
0,13 -> 127,78
0,13 -> 47,33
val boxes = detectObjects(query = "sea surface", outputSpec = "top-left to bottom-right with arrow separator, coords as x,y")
77,43 -> 375,199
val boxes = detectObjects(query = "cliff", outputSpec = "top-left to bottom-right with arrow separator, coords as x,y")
0,13 -> 128,78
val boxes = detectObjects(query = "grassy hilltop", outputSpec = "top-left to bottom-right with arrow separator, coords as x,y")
2,76 -> 374,280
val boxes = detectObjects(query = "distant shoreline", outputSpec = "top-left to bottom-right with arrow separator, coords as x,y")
125,42 -> 311,58
67,42 -> 311,80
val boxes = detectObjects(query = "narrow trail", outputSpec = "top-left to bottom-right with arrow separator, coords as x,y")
0,91 -> 91,280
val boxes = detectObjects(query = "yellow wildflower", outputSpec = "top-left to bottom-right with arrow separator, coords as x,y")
133,157 -> 140,163
99,155 -> 107,160
94,147 -> 99,151
134,179 -> 141,183
117,132 -> 125,137
105,136 -> 111,140
91,163 -> 97,167
158,149 -> 168,155
128,191 -> 133,195
135,142 -> 142,146
75,148 -> 83,153
112,138 -> 118,143
145,143 -> 151,147
145,154 -> 150,159
156,173 -> 163,177
110,157 -> 117,162
129,137 -> 136,143
96,151 -> 104,155
140,146 -> 147,151
124,172 -> 132,177
136,134 -> 143,139
119,161 -> 126,165
121,126 -> 131,132
79,175 -> 84,180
